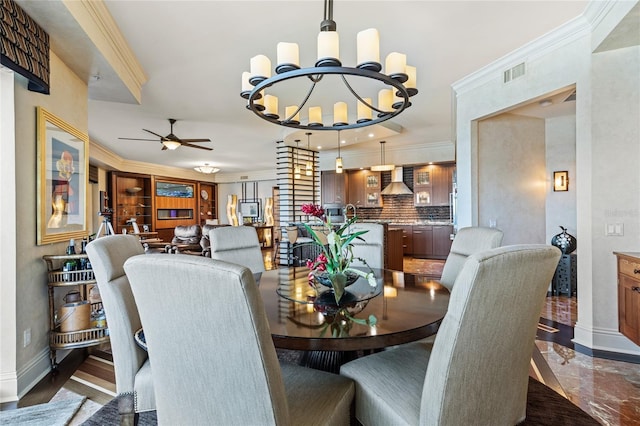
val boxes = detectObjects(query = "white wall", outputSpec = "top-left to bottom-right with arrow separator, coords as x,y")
454,2 -> 640,355
217,180 -> 277,225
477,113 -> 547,245
545,115 -> 577,244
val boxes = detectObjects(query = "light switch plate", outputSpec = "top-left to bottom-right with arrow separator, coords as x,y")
605,223 -> 624,236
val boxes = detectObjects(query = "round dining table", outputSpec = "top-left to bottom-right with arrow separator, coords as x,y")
258,267 -> 450,372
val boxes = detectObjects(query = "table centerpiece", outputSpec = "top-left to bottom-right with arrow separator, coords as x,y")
300,203 -> 377,305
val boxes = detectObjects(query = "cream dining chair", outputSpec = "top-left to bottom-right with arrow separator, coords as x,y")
439,226 -> 503,291
85,234 -> 155,426
208,225 -> 265,284
124,254 -> 354,425
340,244 -> 561,426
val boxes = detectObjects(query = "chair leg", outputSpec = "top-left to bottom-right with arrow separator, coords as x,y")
118,394 -> 138,426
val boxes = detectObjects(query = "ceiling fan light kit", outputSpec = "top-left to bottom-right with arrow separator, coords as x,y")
119,118 -> 213,151
240,0 -> 418,131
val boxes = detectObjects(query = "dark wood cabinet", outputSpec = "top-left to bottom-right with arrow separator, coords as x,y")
387,228 -> 404,271
412,225 -> 433,258
347,170 -> 365,207
321,171 -> 348,205
397,225 -> 413,255
615,252 -> 640,346
198,182 -> 217,226
363,171 -> 382,207
109,172 -> 153,234
432,225 -> 453,259
413,164 -> 454,207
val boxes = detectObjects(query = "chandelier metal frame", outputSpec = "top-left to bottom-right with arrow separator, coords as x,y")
241,0 -> 418,131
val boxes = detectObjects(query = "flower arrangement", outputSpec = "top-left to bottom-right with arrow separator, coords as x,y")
300,203 -> 376,304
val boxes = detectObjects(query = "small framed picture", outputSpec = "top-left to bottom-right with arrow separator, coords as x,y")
142,224 -> 150,233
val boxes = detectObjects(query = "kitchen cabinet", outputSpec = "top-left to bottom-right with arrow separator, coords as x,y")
347,170 -> 365,207
412,225 -> 433,258
413,164 -> 454,207
387,228 -> 404,271
397,225 -> 413,255
109,172 -> 153,234
432,225 -> 453,259
321,171 -> 348,205
614,252 -> 640,346
363,171 -> 382,207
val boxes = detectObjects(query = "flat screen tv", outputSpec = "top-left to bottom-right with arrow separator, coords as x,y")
239,201 -> 260,218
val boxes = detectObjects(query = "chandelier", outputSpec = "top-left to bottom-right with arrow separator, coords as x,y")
240,0 -> 418,131
194,163 -> 220,174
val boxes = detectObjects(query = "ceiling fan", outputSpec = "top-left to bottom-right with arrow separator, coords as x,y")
119,118 -> 212,151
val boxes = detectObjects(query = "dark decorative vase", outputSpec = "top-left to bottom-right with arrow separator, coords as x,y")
314,271 -> 360,288
551,226 -> 577,254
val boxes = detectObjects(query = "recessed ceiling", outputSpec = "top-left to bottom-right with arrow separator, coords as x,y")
16,0 -> 588,175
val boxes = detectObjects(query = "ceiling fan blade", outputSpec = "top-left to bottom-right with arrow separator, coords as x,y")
161,145 -> 168,151
182,143 -> 213,151
143,129 -> 167,139
180,138 -> 211,143
118,137 -> 158,141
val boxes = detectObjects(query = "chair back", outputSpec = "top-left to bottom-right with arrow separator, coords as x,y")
420,244 -> 561,425
85,235 -> 146,394
209,226 -> 265,281
348,223 -> 384,270
124,254 -> 289,425
439,226 -> 503,290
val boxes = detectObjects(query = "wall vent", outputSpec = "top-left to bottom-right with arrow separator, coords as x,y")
503,62 -> 526,83
240,175 -> 249,180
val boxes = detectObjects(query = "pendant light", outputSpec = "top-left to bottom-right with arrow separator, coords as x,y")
335,130 -> 343,174
305,132 -> 313,176
371,140 -> 395,171
294,139 -> 301,179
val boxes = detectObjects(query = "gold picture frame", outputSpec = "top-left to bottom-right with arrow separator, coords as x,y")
37,107 -> 89,245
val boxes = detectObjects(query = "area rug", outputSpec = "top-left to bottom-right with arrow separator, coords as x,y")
82,377 -> 598,425
0,394 -> 85,426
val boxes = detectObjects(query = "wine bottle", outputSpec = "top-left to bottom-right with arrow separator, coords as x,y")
66,239 -> 77,255
79,237 -> 88,280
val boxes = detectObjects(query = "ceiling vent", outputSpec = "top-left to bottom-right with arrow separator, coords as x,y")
503,62 -> 526,83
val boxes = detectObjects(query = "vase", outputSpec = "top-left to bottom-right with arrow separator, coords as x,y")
313,290 -> 358,316
314,270 -> 359,289
551,226 -> 577,254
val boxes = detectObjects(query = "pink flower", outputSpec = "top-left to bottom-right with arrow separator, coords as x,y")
301,203 -> 325,220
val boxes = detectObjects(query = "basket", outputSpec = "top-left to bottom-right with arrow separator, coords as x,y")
57,301 -> 90,332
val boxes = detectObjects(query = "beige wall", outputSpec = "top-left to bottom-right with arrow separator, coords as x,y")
11,52 -> 88,398
477,114 -> 547,245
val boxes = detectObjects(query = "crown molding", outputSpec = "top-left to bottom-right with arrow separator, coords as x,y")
452,13 -> 591,95
62,0 -> 147,103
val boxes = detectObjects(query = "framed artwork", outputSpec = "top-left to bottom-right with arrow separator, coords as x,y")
239,201 -> 260,218
37,107 -> 89,245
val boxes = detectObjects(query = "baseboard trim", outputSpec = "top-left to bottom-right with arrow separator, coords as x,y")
574,342 -> 640,364
16,347 -> 52,399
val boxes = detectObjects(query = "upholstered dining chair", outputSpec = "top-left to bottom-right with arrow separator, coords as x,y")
124,254 -> 354,425
438,226 -> 503,291
340,244 -> 561,426
85,234 -> 154,426
171,224 -> 202,253
348,222 -> 384,270
209,225 -> 266,284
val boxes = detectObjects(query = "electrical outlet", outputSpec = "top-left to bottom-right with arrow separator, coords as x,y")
23,328 -> 31,347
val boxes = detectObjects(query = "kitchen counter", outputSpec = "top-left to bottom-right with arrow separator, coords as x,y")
360,219 -> 453,226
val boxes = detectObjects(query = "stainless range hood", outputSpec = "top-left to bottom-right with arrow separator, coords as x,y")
381,167 -> 413,195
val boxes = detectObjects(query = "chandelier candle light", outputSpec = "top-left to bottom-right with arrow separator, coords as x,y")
240,0 -> 418,130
